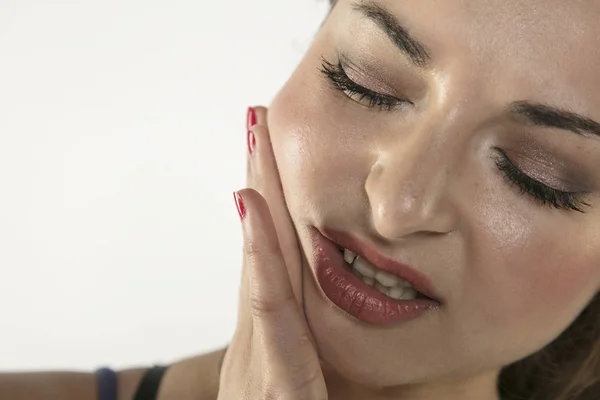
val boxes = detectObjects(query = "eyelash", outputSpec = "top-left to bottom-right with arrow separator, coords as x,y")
319,56 -> 408,111
493,148 -> 589,213
319,56 -> 590,213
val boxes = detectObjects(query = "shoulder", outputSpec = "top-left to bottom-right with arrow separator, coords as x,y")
157,347 -> 227,400
118,347 -> 227,400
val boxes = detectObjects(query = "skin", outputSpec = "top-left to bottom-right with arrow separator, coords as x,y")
0,351 -> 226,400
262,0 -> 600,398
4,1 -> 600,399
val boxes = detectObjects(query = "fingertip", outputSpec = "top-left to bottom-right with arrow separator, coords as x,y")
234,189 -> 273,233
235,188 -> 290,297
252,106 -> 268,125
233,191 -> 246,221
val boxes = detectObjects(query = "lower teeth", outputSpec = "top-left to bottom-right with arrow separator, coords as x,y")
345,261 -> 418,300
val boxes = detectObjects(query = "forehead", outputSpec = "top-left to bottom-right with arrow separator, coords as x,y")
378,0 -> 600,115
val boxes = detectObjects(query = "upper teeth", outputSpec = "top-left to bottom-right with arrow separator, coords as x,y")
343,248 -> 418,300
343,249 -> 359,264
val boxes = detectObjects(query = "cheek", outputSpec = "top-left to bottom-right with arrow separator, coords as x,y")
465,185 -> 600,347
267,63 -> 365,219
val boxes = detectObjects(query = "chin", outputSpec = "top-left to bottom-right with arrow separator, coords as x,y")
295,225 -> 451,388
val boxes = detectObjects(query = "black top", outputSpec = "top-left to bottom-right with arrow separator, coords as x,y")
132,366 -> 169,400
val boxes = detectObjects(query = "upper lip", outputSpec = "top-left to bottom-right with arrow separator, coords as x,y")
319,227 -> 443,303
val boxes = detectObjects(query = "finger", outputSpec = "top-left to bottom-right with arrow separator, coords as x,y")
245,106 -> 267,188
245,108 -> 306,327
236,188 -> 299,324
239,106 -> 269,329
245,105 -> 267,188
247,124 -> 304,285
238,106 -> 271,331
233,189 -> 324,393
252,106 -> 268,126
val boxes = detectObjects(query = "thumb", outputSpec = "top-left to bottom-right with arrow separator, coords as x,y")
234,188 -> 326,396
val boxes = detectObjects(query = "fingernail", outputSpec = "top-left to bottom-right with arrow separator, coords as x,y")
233,191 -> 246,220
247,107 -> 257,131
247,129 -> 256,155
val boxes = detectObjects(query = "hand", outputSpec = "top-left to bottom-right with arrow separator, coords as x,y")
217,107 -> 327,399
245,107 -> 304,312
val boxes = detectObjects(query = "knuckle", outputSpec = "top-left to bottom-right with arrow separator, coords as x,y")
244,239 -> 264,263
244,237 -> 280,263
249,296 -> 279,317
249,291 -> 296,318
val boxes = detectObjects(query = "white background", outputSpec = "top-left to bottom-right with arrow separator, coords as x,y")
0,0 -> 329,371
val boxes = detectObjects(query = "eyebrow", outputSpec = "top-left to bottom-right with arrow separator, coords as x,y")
351,2 -> 600,139
510,101 -> 600,139
351,2 -> 431,68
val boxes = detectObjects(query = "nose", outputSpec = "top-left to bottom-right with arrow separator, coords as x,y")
365,125 -> 461,240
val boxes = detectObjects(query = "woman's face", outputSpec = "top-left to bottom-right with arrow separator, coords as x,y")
268,0 -> 600,397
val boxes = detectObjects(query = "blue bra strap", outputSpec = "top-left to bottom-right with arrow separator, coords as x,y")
96,367 -> 118,400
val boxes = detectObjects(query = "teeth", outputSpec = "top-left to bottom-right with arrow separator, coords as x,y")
362,276 -> 375,286
402,287 -> 418,300
374,281 -> 389,295
352,256 -> 377,278
343,248 -> 420,301
387,286 -> 405,300
374,270 -> 400,287
343,248 -> 357,264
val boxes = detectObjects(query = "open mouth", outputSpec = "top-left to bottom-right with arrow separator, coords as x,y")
311,226 -> 442,326
337,246 -> 433,301
321,226 -> 443,303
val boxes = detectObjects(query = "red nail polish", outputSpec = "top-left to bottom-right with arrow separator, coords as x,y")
247,129 -> 256,155
233,191 -> 246,220
247,107 -> 257,131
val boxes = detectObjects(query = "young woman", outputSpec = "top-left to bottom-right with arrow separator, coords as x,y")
3,0 -> 600,399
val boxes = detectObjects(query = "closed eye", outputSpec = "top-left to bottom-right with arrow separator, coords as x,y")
319,56 -> 410,112
493,148 -> 590,213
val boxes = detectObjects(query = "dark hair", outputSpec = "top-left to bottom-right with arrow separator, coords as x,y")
499,294 -> 600,399
323,2 -> 600,398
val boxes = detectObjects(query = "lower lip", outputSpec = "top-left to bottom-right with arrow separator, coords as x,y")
311,228 -> 441,326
